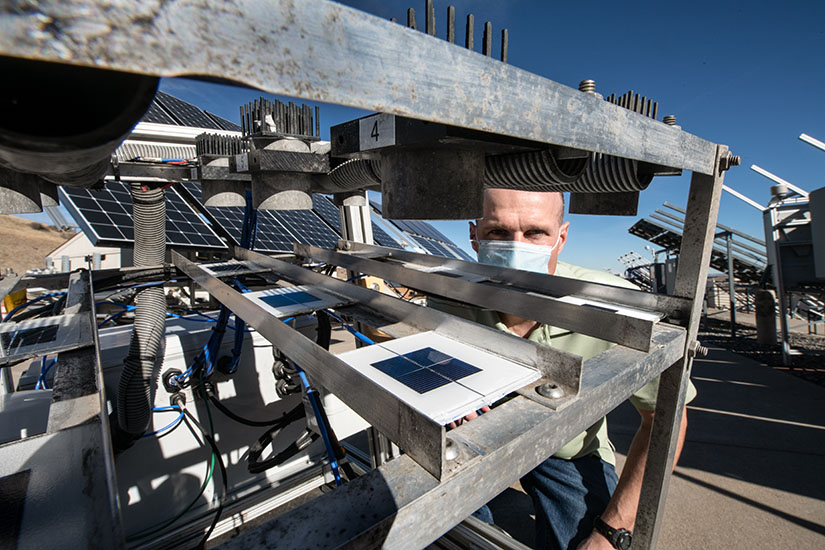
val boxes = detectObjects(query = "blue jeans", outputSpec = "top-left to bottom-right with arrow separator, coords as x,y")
473,454 -> 618,550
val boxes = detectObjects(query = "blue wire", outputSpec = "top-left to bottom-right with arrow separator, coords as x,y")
2,292 -> 67,323
35,357 -> 57,390
152,406 -> 182,412
297,370 -> 342,486
322,309 -> 375,346
233,278 -> 251,293
141,412 -> 185,438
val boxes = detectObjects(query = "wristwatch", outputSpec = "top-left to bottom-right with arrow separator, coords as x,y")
593,516 -> 632,550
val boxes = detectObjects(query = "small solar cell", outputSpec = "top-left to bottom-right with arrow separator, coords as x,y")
260,294 -> 301,309
400,347 -> 452,367
1,325 -> 59,351
205,263 -> 249,274
396,368 -> 452,394
429,358 -> 481,381
259,290 -> 319,309
371,356 -> 422,378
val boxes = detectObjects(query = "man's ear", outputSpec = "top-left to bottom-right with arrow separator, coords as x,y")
469,221 -> 479,253
556,221 -> 570,255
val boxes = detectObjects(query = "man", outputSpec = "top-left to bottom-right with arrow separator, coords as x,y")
430,188 -> 692,550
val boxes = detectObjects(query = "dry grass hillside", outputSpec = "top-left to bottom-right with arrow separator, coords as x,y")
0,215 -> 76,275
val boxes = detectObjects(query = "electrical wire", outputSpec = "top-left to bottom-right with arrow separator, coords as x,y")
297,369 -> 343,486
34,357 -> 57,390
2,292 -> 67,323
182,405 -> 226,549
322,309 -> 375,346
141,411 -> 185,438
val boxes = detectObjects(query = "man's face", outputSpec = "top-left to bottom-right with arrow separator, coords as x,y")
469,189 -> 569,275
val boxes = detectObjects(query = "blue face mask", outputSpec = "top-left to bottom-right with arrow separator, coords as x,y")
476,236 -> 561,274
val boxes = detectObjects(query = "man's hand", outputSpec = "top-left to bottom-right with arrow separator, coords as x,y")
447,406 -> 491,429
576,532 -> 614,549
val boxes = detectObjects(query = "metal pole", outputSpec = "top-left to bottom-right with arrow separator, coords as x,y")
634,145 -> 728,550
726,232 -> 736,337
762,207 -> 792,365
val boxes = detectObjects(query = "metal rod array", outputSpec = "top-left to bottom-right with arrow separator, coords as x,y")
195,133 -> 249,156
402,2 -> 509,63
240,97 -> 317,138
606,90 -> 660,121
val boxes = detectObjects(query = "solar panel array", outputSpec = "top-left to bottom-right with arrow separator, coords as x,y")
312,195 -> 403,250
177,181 -> 340,253
141,91 -> 241,132
368,200 -> 475,261
60,182 -> 226,249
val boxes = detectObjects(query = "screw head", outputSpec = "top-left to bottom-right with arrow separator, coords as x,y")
537,382 -> 564,399
445,438 -> 459,461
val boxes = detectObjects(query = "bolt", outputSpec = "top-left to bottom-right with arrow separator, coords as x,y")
537,382 -> 564,399
578,80 -> 596,94
720,152 -> 742,172
340,240 -> 352,251
688,341 -> 709,358
445,438 -> 459,461
663,115 -> 677,126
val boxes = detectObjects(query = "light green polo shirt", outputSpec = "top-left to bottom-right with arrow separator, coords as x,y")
428,261 -> 696,465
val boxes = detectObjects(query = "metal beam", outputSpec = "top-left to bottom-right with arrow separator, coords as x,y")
751,164 -> 809,198
634,146 -> 727,549
297,244 -> 657,352
0,0 -> 717,174
799,133 -> 825,154
327,241 -> 692,322
216,325 -> 685,550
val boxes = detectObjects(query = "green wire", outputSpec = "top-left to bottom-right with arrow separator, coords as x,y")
125,374 -> 222,544
126,447 -> 216,543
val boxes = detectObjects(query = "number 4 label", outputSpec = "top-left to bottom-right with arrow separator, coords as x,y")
359,114 -> 395,151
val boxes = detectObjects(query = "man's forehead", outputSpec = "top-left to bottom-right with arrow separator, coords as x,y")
480,189 -> 562,220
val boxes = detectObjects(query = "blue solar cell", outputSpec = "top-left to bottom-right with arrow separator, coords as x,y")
260,290 -> 318,309
400,347 -> 452,367
396,369 -> 452,394
260,294 -> 298,308
371,356 -> 422,378
429,358 -> 481,381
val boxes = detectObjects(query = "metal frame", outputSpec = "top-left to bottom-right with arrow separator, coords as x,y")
0,2 -> 735,547
0,270 -> 123,549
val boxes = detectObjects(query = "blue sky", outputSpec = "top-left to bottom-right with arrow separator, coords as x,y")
46,1 -> 825,272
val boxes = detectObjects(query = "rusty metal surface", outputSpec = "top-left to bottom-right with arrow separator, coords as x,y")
0,0 -> 716,174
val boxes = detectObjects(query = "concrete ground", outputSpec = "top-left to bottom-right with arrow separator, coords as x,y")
487,345 -> 825,549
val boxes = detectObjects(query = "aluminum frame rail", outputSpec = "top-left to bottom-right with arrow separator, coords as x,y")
172,250 -> 586,480
295,243 -> 669,352
1,0 -> 715,174
215,322 -> 686,550
0,271 -> 123,549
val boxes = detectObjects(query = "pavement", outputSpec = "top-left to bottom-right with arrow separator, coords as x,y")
487,344 -> 825,549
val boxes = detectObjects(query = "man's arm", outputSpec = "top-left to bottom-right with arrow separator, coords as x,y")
577,407 -> 688,549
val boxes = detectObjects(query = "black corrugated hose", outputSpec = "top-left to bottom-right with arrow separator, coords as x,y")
113,183 -> 168,448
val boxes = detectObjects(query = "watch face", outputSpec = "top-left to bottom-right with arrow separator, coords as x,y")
616,532 -> 632,550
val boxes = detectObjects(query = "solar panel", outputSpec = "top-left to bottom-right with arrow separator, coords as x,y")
245,285 -> 350,318
204,111 -> 242,132
313,194 -> 403,249
311,194 -> 342,233
60,182 -> 226,249
155,91 -> 224,129
444,243 -> 476,262
273,209 -> 339,250
141,99 -> 179,125
0,314 -> 92,363
337,331 -> 540,424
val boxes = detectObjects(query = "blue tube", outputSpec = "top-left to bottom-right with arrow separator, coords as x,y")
298,370 -> 343,486
141,412 -> 185,438
3,292 -> 67,323
322,309 -> 375,346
